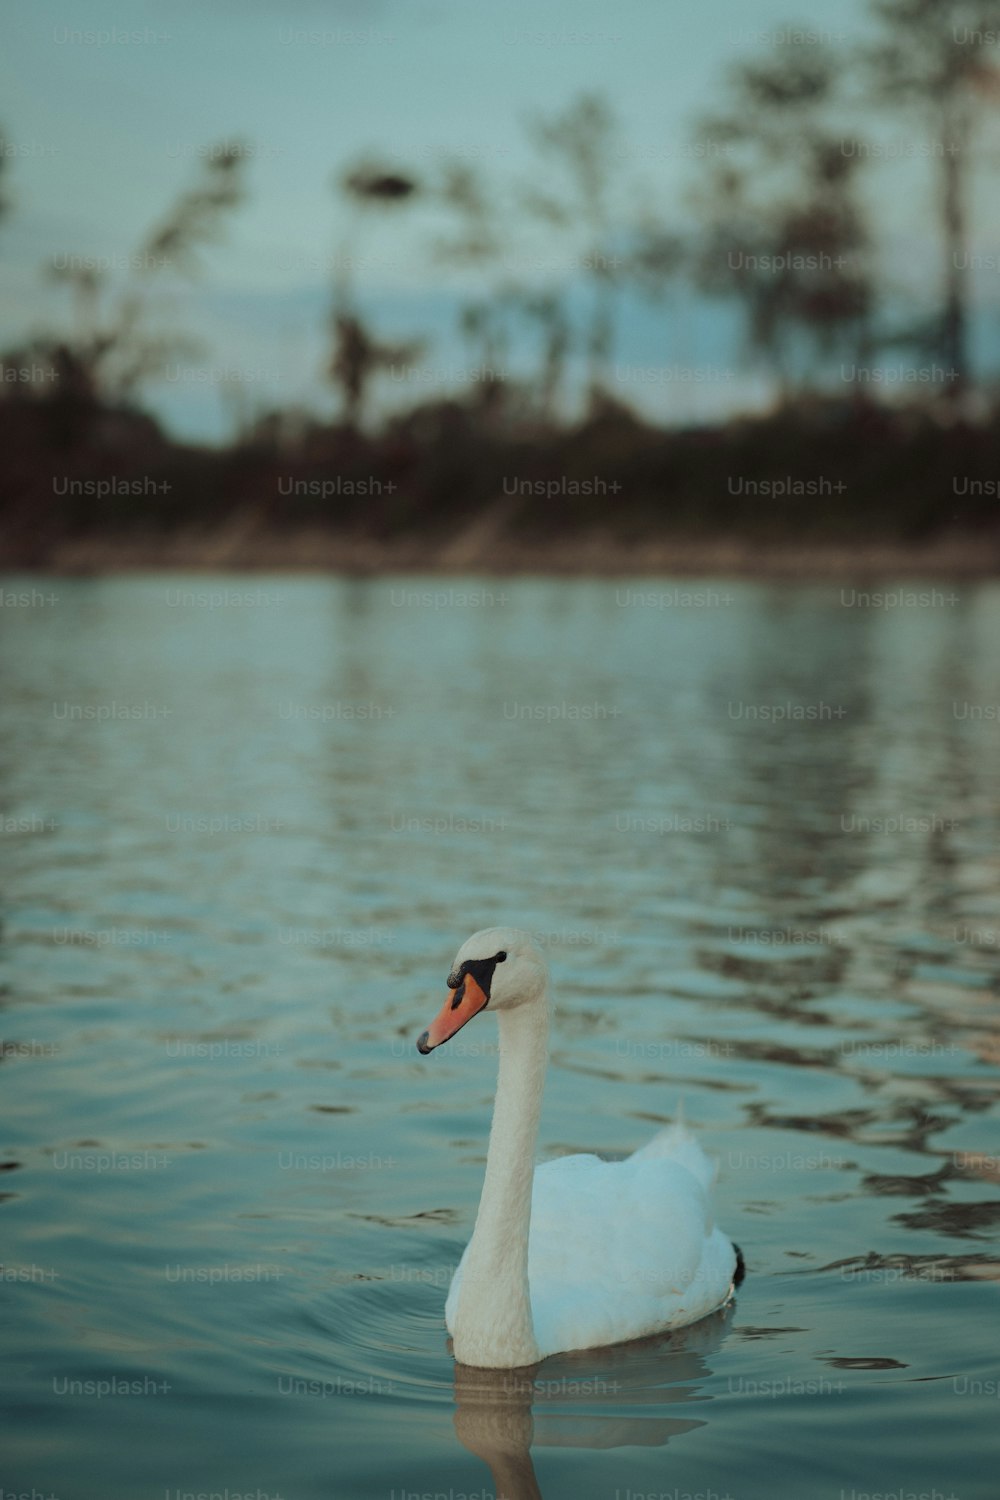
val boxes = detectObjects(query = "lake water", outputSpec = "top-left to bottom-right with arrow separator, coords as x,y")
1,574 -> 998,1500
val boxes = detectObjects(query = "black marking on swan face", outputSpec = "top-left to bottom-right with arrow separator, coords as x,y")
447,951 -> 507,1007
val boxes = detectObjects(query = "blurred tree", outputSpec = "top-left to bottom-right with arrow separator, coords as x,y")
429,159 -> 572,421
334,157 -> 418,304
458,300 -> 509,414
329,311 -> 419,430
693,49 -> 874,400
518,291 -> 570,426
432,159 -> 501,268
523,93 -> 624,410
627,222 -> 689,411
430,159 -> 583,424
864,0 -> 1000,403
329,156 -> 422,430
144,145 -> 246,273
431,158 -> 512,411
45,144 -> 249,408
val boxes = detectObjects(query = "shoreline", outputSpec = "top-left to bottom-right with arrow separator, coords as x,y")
2,529 -> 1000,578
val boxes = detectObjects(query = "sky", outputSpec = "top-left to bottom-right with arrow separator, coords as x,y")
2,0 -> 1000,440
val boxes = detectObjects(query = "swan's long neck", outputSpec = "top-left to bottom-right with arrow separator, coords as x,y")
452,993 -> 549,1368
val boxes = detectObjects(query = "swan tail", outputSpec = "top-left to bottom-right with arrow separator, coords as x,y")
630,1104 -> 717,1190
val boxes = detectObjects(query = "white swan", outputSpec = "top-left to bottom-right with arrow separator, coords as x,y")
416,926 -> 743,1369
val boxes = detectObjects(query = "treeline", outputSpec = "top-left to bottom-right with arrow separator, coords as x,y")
2,0 -> 1000,561
4,395 -> 1000,561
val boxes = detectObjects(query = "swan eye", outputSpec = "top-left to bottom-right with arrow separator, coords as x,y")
495,951 -> 507,963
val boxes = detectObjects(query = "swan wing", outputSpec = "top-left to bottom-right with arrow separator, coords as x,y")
524,1148 -> 734,1356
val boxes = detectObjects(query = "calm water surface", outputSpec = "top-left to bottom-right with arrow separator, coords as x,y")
1,575 -> 999,1500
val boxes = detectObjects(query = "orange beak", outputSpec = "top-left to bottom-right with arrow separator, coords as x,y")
417,972 -> 489,1054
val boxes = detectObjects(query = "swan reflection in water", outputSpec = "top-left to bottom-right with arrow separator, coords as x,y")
450,1303 -> 734,1500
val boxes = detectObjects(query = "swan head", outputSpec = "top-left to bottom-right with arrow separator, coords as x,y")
416,927 -> 547,1054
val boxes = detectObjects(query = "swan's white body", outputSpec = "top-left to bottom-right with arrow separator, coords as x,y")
418,927 -> 740,1369
446,1123 -> 737,1360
